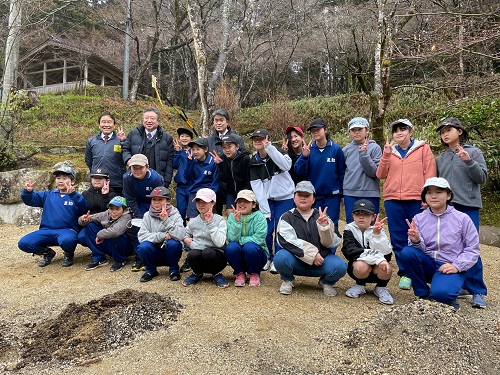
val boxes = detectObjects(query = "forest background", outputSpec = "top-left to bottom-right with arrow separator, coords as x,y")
1,0 -> 499,222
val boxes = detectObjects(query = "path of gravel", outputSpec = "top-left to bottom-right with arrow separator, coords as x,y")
0,224 -> 498,374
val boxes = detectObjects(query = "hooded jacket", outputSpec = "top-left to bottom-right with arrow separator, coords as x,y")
227,210 -> 269,257
218,150 -> 251,196
79,208 -> 133,240
342,140 -> 381,198
138,206 -> 185,244
376,139 -> 436,201
410,205 -> 479,272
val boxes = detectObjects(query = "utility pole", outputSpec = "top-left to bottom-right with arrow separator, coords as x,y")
122,0 -> 131,99
2,0 -> 22,105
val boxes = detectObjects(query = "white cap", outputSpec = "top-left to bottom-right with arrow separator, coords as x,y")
423,177 -> 451,190
193,188 -> 216,202
236,189 -> 257,202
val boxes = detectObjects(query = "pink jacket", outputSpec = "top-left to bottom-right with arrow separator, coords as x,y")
376,139 -> 436,201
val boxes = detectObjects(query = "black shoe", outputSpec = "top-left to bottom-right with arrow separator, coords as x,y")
131,259 -> 143,272
169,271 -> 181,281
37,248 -> 56,267
140,270 -> 159,282
110,261 -> 126,272
61,252 -> 74,267
180,259 -> 191,273
85,258 -> 109,271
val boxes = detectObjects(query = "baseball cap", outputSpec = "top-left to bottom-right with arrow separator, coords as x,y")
107,196 -> 127,207
348,117 -> 369,130
90,167 -> 110,178
212,108 -> 230,122
188,138 -> 209,148
390,119 -> 414,129
294,181 -> 315,195
436,117 -> 465,132
177,127 -> 194,138
352,199 -> 376,214
53,165 -> 76,180
250,129 -> 271,139
193,188 -> 217,203
307,119 -> 327,131
129,154 -> 149,166
422,177 -> 451,190
146,186 -> 172,199
216,133 -> 239,146
285,126 -> 304,135
236,189 -> 257,203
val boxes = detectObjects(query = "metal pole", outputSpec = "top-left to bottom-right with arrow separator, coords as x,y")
122,0 -> 131,99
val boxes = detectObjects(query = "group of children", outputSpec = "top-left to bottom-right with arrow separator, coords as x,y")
18,113 -> 487,310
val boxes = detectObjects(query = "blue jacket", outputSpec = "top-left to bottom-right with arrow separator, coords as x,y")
184,154 -> 219,193
21,189 -> 88,232
173,148 -> 191,187
294,140 -> 346,196
85,132 -> 126,189
122,169 -> 164,218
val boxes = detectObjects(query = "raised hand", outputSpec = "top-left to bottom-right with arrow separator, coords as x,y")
406,218 -> 420,243
456,144 -> 470,161
317,207 -> 329,225
173,138 -> 181,151
159,204 -> 169,221
81,210 -> 93,223
209,150 -> 223,164
383,138 -> 394,154
204,208 -> 213,223
117,126 -> 126,141
302,140 -> 313,157
25,178 -> 36,192
281,137 -> 288,152
359,137 -> 369,151
231,205 -> 242,222
372,214 -> 388,235
65,180 -> 75,194
262,135 -> 270,147
102,180 -> 110,195
187,149 -> 193,160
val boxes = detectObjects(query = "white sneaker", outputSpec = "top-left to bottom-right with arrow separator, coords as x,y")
345,284 -> 366,298
262,260 -> 272,271
269,262 -> 278,274
374,286 -> 394,305
280,280 -> 294,295
319,281 -> 337,296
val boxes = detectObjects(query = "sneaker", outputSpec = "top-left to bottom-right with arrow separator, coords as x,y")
472,294 -> 486,309
212,273 -> 229,288
398,276 -> 412,290
182,272 -> 203,286
61,252 -> 74,267
262,260 -> 272,271
319,281 -> 337,296
269,262 -> 278,274
85,258 -> 109,271
248,273 -> 260,287
345,284 -> 367,298
374,286 -> 394,305
280,280 -> 294,295
234,272 -> 246,287
110,261 -> 126,272
169,271 -> 181,281
180,259 -> 191,273
140,270 -> 159,282
457,288 -> 472,299
37,248 -> 56,267
131,259 -> 143,272
450,299 -> 461,311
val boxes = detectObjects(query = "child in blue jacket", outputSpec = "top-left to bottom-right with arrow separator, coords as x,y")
172,127 -> 194,225
18,165 -> 88,267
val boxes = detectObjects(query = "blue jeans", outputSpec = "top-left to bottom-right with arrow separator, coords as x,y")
19,228 -> 78,254
384,199 -> 422,276
79,222 -> 134,263
273,249 -> 347,285
400,246 -> 465,305
136,239 -> 183,274
344,196 -> 380,224
225,241 -> 268,275
266,199 -> 295,259
452,203 -> 487,295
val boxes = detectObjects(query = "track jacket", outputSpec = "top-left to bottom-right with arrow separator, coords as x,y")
79,208 -> 133,240
342,222 -> 392,265
227,210 -> 269,257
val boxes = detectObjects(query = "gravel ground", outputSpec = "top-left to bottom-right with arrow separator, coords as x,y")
0,223 -> 498,374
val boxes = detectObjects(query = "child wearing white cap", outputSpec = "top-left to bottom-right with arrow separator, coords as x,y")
182,188 -> 229,288
225,190 -> 268,287
399,177 -> 480,310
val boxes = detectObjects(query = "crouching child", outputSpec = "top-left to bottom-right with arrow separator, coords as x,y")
342,199 -> 393,304
79,196 -> 134,272
137,186 -> 185,282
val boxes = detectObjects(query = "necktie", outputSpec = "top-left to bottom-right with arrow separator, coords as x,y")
147,133 -> 153,141
104,135 -> 109,143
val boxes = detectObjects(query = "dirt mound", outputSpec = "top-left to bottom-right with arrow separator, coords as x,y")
337,299 -> 499,374
17,289 -> 182,367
